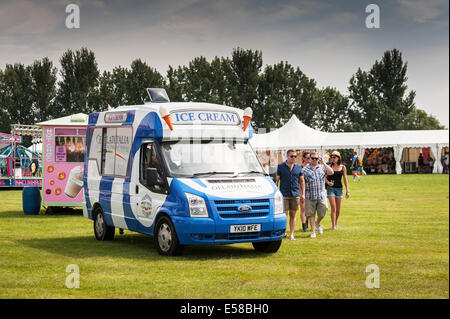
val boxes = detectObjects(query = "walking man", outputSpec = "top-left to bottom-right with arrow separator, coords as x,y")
276,150 -> 305,241
303,151 -> 334,238
300,151 -> 311,231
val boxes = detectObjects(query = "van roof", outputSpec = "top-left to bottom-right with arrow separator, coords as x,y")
114,101 -> 242,114
91,101 -> 251,141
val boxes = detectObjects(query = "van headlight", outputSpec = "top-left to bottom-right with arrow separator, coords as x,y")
274,190 -> 284,215
185,193 -> 209,218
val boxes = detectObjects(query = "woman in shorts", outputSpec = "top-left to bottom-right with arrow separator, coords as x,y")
325,151 -> 350,230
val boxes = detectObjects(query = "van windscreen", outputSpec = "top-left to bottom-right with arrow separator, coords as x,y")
160,140 -> 265,178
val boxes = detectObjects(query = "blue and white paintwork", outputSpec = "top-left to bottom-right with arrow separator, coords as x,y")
82,102 -> 286,246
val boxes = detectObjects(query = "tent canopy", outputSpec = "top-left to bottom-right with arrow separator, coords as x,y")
250,115 -> 449,174
250,115 -> 449,150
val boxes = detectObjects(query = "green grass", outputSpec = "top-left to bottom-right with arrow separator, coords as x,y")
0,174 -> 448,298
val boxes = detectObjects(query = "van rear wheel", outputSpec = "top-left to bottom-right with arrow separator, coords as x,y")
94,207 -> 115,241
155,216 -> 184,256
252,240 -> 282,253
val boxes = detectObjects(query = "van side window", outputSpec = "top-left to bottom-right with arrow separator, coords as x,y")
140,143 -> 168,194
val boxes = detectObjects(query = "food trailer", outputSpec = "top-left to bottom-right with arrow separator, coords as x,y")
36,113 -> 88,213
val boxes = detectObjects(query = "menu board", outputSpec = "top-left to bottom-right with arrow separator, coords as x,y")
55,145 -> 67,162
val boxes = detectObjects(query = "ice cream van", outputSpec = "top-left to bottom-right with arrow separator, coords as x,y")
83,89 -> 286,256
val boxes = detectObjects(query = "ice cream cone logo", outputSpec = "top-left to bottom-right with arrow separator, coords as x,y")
159,105 -> 173,130
242,107 -> 253,131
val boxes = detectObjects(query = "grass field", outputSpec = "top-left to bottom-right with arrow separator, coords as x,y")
0,174 -> 448,299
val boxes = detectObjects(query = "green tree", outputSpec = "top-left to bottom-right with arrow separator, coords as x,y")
56,48 -> 100,116
315,87 -> 350,132
290,68 -> 320,129
370,48 -> 416,130
96,66 -> 129,110
126,59 -> 165,105
347,49 -> 428,131
227,48 -> 263,110
0,63 -> 34,130
346,68 -> 380,131
0,68 -> 8,132
30,57 -> 58,122
399,109 -> 445,130
182,56 -> 214,102
166,55 -> 236,106
209,57 -> 232,105
165,65 -> 186,102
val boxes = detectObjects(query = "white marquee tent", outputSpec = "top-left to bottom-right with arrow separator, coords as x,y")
250,115 -> 449,174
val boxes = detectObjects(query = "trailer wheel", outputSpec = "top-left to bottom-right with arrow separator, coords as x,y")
252,240 -> 282,253
93,207 -> 115,241
154,215 -> 184,256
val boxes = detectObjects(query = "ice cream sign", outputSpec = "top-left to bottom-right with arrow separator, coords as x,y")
171,110 -> 240,125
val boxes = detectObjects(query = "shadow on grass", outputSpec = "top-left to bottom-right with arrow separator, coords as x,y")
17,233 -> 270,261
0,209 -> 83,218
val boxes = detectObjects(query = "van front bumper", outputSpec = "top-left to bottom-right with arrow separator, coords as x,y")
171,214 -> 286,245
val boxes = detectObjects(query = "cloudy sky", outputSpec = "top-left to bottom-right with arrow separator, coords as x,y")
0,0 -> 448,126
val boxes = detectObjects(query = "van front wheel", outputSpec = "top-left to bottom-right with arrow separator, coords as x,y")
155,216 -> 184,256
94,207 -> 115,241
252,240 -> 282,253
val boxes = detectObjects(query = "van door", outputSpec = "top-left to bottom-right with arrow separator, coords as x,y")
133,142 -> 170,230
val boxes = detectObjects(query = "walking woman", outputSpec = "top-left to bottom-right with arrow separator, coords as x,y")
325,151 -> 350,230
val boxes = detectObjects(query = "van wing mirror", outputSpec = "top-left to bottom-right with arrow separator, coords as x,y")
145,167 -> 164,186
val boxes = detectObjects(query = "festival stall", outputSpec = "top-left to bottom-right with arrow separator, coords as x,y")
250,115 -> 449,174
0,130 -> 42,187
36,113 -> 88,212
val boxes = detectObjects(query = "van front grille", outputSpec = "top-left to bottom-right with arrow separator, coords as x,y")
214,199 -> 270,218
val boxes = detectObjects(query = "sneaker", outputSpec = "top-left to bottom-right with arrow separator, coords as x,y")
316,223 -> 323,235
310,232 -> 316,238
289,235 -> 296,241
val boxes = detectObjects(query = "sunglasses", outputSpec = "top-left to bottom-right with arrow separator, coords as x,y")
331,155 -> 338,158
311,157 -> 319,160
289,155 -> 297,158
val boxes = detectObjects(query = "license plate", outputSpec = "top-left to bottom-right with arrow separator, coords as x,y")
230,224 -> 261,233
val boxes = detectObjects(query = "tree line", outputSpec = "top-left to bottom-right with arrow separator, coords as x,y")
0,47 -> 444,138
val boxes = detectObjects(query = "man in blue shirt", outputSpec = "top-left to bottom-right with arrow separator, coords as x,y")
276,149 -> 305,241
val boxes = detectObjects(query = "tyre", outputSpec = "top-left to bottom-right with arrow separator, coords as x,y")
252,240 -> 282,253
154,215 -> 184,256
93,207 -> 115,241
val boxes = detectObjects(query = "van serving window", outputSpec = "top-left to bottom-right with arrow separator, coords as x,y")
98,126 -> 132,177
